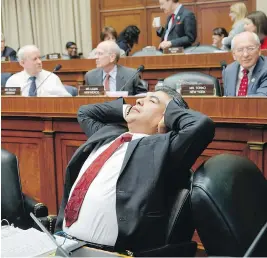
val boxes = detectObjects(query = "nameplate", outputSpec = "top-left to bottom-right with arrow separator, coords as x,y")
1,87 -> 21,96
79,85 -> 105,96
46,53 -> 61,60
181,84 -> 215,96
164,47 -> 184,54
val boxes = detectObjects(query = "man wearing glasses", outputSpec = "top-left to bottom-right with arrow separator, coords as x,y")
84,40 -> 147,95
223,31 -> 267,96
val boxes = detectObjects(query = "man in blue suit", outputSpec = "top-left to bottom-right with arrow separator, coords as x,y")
1,33 -> 16,61
223,31 -> 267,97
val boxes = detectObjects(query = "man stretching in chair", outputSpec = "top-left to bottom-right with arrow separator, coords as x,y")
56,86 -> 215,254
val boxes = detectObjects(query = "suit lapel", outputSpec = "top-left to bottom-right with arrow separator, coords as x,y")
116,65 -> 126,91
94,69 -> 103,85
119,138 -> 141,177
163,15 -> 172,39
248,57 -> 263,94
168,5 -> 184,35
229,62 -> 240,96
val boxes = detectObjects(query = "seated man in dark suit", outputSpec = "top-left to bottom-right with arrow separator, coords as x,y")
84,40 -> 147,95
55,86 -> 215,254
223,31 -> 267,96
154,0 -> 197,50
1,33 -> 17,61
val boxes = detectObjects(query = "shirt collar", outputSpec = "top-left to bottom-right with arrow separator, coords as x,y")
122,132 -> 149,140
23,70 -> 41,81
240,64 -> 256,76
103,65 -> 117,80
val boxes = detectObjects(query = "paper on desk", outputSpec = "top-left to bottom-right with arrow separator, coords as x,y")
1,227 -> 57,257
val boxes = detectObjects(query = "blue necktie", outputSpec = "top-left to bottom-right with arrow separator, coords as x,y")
28,76 -> 37,96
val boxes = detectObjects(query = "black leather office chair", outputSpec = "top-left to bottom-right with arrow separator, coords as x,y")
64,85 -> 78,96
191,154 -> 267,257
135,169 -> 196,257
1,149 -> 56,232
184,45 -> 222,54
132,49 -> 163,57
163,72 -> 222,96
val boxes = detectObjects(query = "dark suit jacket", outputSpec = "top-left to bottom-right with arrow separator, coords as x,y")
55,98 -> 214,251
157,6 -> 197,48
223,56 -> 267,96
84,65 -> 147,95
1,46 -> 17,61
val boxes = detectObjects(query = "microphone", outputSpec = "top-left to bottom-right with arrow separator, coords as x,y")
33,64 -> 62,95
187,42 -> 200,54
119,65 -> 145,91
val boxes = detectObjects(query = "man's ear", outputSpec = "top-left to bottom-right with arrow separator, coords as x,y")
232,52 -> 236,61
110,53 -> 116,63
19,59 -> 24,67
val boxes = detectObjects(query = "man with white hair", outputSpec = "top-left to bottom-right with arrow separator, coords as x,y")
223,31 -> 267,96
85,40 -> 147,95
6,45 -> 71,97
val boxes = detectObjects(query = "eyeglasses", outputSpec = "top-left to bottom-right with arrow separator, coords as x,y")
69,47 -> 78,50
234,46 -> 259,54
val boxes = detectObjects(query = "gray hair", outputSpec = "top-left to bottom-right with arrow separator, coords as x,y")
98,40 -> 121,62
17,45 -> 40,62
107,40 -> 121,62
231,31 -> 260,50
155,85 -> 189,109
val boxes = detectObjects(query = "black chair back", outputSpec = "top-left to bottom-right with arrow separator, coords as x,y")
64,85 -> 78,96
132,49 -> 163,57
163,72 -> 222,96
191,154 -> 267,257
184,45 -> 222,54
1,73 -> 12,86
1,149 -> 26,225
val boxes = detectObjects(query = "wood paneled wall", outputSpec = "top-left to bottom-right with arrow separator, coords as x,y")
91,0 -> 256,53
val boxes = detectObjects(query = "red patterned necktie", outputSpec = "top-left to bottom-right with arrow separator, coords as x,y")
237,69 -> 249,96
171,14 -> 175,25
64,133 -> 133,227
104,74 -> 110,91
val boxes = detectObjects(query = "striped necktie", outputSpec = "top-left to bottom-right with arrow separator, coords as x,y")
28,76 -> 37,96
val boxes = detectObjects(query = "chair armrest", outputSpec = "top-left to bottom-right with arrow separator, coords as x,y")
33,215 -> 57,234
135,241 -> 197,257
23,194 -> 48,218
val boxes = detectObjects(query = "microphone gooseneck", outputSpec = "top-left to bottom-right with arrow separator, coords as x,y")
119,65 -> 145,91
33,64 -> 62,95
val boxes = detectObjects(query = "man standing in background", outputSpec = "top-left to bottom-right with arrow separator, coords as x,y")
154,0 -> 197,50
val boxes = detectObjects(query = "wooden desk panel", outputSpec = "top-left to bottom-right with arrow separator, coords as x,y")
2,97 -> 267,215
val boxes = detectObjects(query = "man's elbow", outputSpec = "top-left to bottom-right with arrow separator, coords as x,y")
77,104 -> 89,122
199,116 -> 215,142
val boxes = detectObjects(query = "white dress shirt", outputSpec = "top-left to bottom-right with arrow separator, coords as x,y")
63,129 -> 148,246
235,65 -> 256,96
5,69 -> 71,97
164,4 -> 182,41
102,65 -> 117,92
